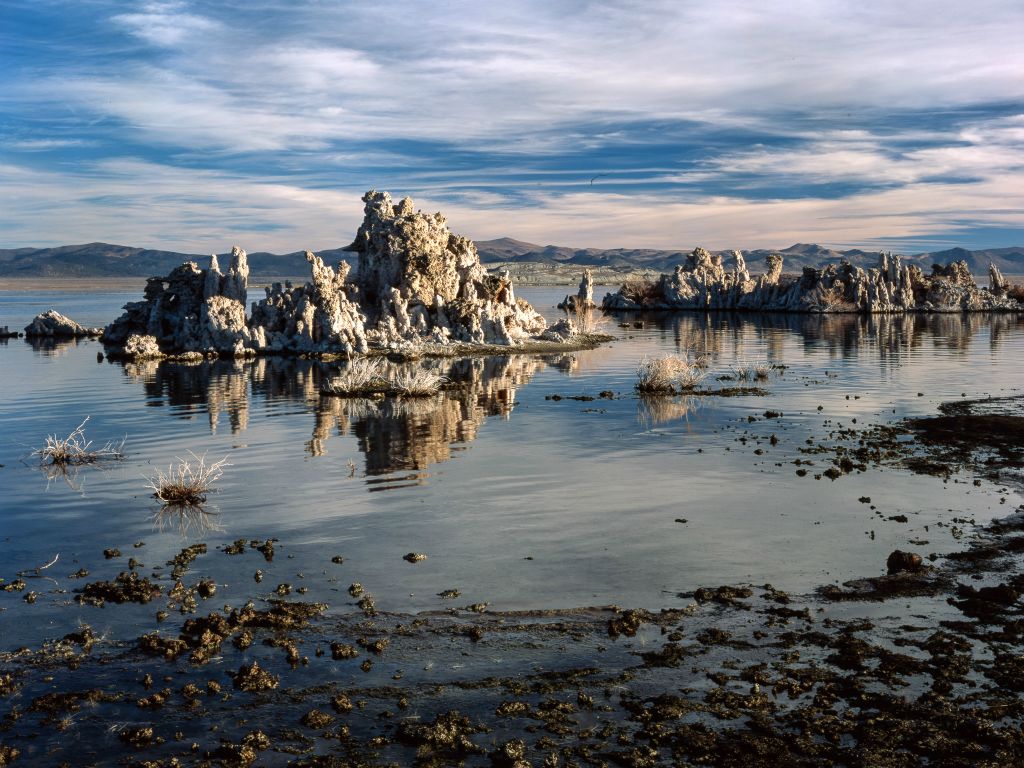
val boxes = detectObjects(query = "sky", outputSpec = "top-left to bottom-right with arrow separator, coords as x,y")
2,0 -> 1023,254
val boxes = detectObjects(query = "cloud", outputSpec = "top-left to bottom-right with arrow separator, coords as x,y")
32,0 -> 1024,151
2,0 -> 1024,251
9,139 -> 94,151
112,2 -> 220,47
2,155 -> 1021,253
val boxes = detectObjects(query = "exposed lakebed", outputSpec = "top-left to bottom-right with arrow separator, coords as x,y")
1,288 -> 1023,765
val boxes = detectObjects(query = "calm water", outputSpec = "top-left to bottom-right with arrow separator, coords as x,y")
1,287 -> 1022,647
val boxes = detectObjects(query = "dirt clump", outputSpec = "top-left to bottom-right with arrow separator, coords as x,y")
608,609 -> 646,638
231,660 -> 278,692
77,571 -> 162,605
396,710 -> 488,761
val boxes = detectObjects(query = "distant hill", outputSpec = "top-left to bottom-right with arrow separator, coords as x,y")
2,240 -> 1022,280
0,242 -> 354,279
476,240 -> 1024,275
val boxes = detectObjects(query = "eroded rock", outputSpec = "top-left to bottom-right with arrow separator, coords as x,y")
603,250 -> 1024,313
559,268 -> 596,311
102,191 -> 588,359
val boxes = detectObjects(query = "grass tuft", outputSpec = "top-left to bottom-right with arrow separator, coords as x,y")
322,360 -> 447,398
145,452 -> 229,506
636,355 -> 707,394
32,417 -> 125,466
732,361 -> 772,381
390,368 -> 448,397
323,359 -> 387,396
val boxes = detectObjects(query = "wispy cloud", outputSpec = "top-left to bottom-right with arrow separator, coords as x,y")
2,0 -> 1023,251
112,2 -> 221,47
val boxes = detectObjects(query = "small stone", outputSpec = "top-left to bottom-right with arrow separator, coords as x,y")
886,550 -> 924,575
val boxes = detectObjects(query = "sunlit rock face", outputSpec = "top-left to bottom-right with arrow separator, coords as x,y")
104,253 -> 256,355
603,249 -> 1024,313
349,190 -> 547,349
249,252 -> 368,356
103,191 -> 561,358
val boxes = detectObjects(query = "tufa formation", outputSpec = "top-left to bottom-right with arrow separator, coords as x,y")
101,191 -> 595,360
603,248 -> 1023,313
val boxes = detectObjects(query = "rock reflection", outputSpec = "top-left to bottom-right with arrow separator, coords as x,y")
24,336 -> 85,357
635,311 -> 1024,361
117,354 -> 548,482
311,356 -> 546,476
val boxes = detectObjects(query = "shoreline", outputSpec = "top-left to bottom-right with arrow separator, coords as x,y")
1,395 -> 1022,765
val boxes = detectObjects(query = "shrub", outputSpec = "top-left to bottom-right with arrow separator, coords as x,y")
146,453 -> 229,506
322,360 -> 447,397
32,417 -> 125,466
620,277 -> 664,305
323,359 -> 387,396
390,368 -> 447,397
636,355 -> 707,394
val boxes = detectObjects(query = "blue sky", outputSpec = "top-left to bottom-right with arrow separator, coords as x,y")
2,0 -> 1023,253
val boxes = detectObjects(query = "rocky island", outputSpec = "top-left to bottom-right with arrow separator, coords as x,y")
603,247 -> 1024,313
97,191 -> 605,360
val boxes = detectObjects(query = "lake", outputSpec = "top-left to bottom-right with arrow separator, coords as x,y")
2,288 -> 1021,626
2,286 -> 1024,764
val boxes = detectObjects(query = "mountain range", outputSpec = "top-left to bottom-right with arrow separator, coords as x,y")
477,238 -> 1024,275
1,240 -> 1022,280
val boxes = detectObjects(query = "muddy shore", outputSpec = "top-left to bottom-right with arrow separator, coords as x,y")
1,395 -> 1023,766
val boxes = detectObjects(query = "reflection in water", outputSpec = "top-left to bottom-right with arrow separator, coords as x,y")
637,394 -> 699,429
631,311 -> 1024,361
37,462 -> 87,494
152,504 -> 223,536
311,356 -> 547,474
112,312 -> 1024,487
24,336 -> 89,357
119,354 -> 553,485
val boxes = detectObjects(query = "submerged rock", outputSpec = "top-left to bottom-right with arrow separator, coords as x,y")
102,191 -> 590,358
24,310 -> 101,337
603,249 -> 1024,313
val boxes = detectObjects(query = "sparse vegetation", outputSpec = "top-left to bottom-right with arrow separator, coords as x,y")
807,283 -> 857,312
323,359 -> 387,396
322,360 -> 447,397
390,368 -> 448,397
32,417 -> 125,466
145,453 -> 229,506
1008,284 -> 1024,302
636,355 -> 707,394
620,277 -> 665,305
732,360 -> 772,381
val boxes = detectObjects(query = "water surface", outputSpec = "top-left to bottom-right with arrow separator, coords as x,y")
1,288 -> 1022,648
